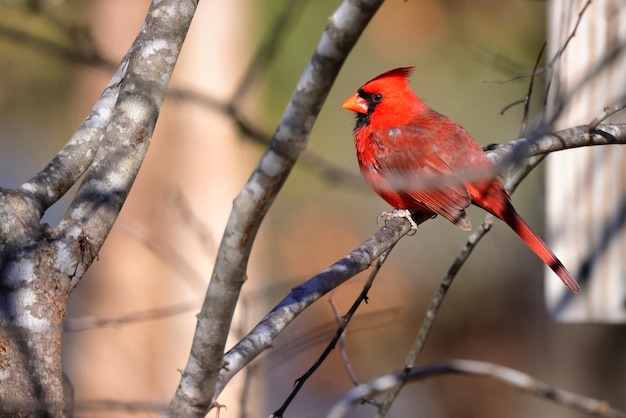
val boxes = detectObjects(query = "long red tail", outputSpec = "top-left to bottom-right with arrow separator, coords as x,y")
476,190 -> 580,292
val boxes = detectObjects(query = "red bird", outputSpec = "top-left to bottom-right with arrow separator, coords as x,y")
342,67 -> 580,292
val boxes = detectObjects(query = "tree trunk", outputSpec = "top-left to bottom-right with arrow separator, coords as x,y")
0,194 -> 68,415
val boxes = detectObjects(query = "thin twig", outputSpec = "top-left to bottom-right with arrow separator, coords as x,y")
549,0 -> 592,69
519,42 -> 546,136
375,216 -> 495,417
587,103 -> 626,131
544,0 -> 593,120
498,41 -> 545,123
267,306 -> 405,367
271,247 -> 395,417
499,98 -> 525,115
485,0 -> 592,86
328,293 -> 360,387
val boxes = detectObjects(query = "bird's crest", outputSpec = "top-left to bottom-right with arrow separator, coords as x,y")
368,67 -> 415,84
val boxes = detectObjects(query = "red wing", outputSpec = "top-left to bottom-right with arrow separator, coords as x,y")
372,125 -> 473,230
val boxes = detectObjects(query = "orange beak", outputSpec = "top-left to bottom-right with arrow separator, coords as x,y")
342,93 -> 368,114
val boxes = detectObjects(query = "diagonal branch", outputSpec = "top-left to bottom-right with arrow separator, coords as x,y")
165,2 -> 386,415
215,122 -> 626,412
271,246 -> 396,417
21,59 -> 128,211
375,214 -> 497,417
216,216 -> 417,399
0,13 -> 365,190
53,0 -> 198,288
376,149 -> 555,415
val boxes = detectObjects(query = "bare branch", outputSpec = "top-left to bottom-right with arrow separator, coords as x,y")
0,2 -> 199,414
165,1 -> 385,416
497,42 -> 545,126
485,0 -> 592,86
587,103 -> 626,131
20,60 -> 127,211
0,14 -> 364,190
376,216 -> 496,417
548,0 -> 592,70
519,42 -> 546,135
2,1 -> 625,415
271,247 -> 394,417
327,359 -> 626,418
215,215 -> 417,404
215,122 -> 626,415
54,0 -> 198,288
329,293 -> 361,387
489,123 -> 626,165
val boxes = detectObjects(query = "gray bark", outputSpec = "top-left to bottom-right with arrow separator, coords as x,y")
0,1 -> 198,415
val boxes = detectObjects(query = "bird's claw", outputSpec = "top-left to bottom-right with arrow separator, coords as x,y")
377,209 -> 418,235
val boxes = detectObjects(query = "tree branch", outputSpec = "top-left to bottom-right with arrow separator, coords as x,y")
55,0 -> 198,288
21,60 -> 127,211
165,2 -> 386,415
214,122 -> 626,411
0,3 -> 199,414
327,359 -> 626,418
271,246 -> 395,417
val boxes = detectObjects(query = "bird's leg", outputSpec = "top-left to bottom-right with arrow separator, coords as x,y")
377,209 -> 418,234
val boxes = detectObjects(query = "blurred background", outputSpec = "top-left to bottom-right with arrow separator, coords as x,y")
0,0 -> 624,417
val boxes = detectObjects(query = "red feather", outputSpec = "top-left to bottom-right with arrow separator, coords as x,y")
343,67 -> 580,292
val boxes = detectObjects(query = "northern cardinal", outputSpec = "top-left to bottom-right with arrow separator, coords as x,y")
342,67 -> 580,292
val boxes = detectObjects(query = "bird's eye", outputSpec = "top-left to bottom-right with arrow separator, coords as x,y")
372,93 -> 383,103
